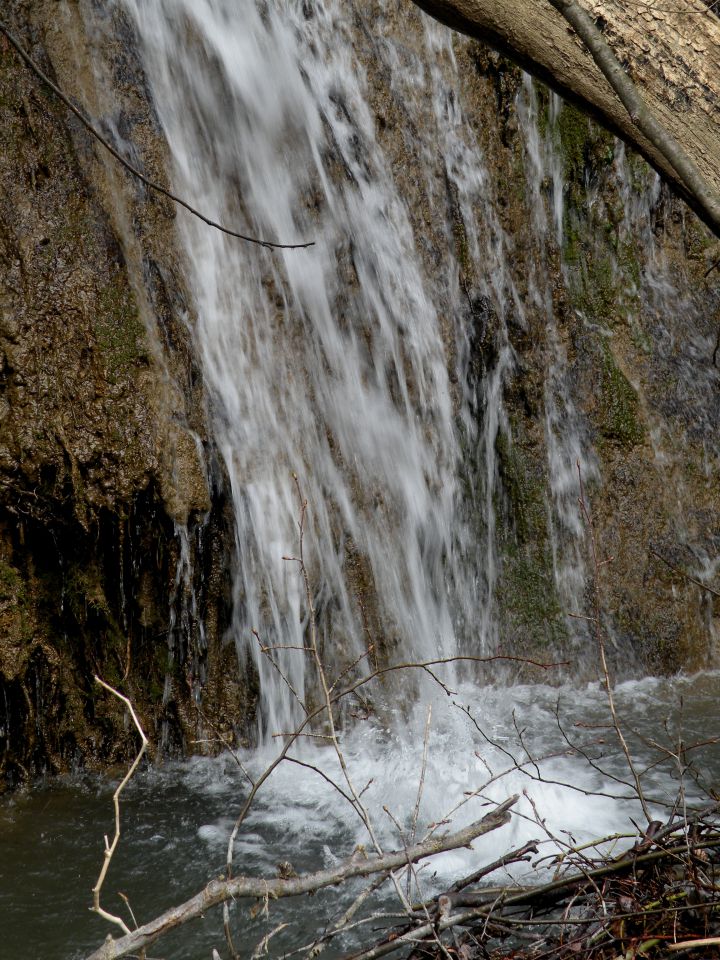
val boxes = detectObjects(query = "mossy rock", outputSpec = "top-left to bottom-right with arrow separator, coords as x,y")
95,273 -> 148,379
598,346 -> 645,448
495,429 -> 548,546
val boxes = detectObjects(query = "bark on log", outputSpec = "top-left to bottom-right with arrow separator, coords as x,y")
412,0 -> 720,236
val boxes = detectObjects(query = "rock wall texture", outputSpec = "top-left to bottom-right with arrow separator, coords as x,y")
413,0 -> 720,236
0,2 -> 255,790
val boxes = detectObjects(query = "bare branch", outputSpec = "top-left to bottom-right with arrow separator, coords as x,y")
91,677 -> 149,936
0,20 -> 314,251
85,796 -> 517,960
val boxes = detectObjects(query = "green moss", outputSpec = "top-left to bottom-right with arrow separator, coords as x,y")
555,105 -> 589,181
578,253 -> 617,322
498,549 -> 566,643
495,430 -> 547,546
0,560 -> 25,604
626,150 -> 652,193
493,427 -> 566,647
684,217 -> 715,262
598,345 -> 645,448
535,84 -> 550,141
95,275 -> 148,379
65,564 -> 112,621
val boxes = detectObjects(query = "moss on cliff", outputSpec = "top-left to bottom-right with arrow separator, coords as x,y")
597,345 -> 645,448
0,4 -> 232,790
495,427 -> 567,649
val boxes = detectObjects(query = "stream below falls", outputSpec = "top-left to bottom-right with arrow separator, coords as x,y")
2,673 -> 719,960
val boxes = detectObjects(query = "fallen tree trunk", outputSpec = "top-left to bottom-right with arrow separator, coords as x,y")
412,0 -> 720,237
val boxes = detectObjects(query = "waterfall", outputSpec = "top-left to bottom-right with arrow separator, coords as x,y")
89,0 -> 717,735
108,0 -> 528,737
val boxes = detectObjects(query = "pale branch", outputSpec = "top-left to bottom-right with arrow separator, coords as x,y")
442,840 -> 540,897
84,796 -> 518,960
545,0 -> 720,237
668,935 -> 720,952
91,676 -> 149,936
0,20 -> 314,251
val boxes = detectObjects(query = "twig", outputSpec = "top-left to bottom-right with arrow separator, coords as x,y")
0,21 -> 314,251
254,630 -> 309,716
251,922 -> 288,960
340,837 -> 720,960
84,797 -> 517,960
411,705 -> 432,844
91,676 -> 149,936
297,872 -> 393,960
668,935 -> 720,952
649,547 -> 720,599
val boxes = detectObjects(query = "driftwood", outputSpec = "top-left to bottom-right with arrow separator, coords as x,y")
342,823 -> 720,960
86,796 -> 517,960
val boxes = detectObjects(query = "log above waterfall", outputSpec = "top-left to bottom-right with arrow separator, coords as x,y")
412,0 -> 720,236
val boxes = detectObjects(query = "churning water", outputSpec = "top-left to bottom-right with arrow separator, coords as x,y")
3,674 -> 719,959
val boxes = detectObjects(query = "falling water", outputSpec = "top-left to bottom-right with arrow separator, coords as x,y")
78,0 -> 720,740
515,78 -> 598,641
108,0 -> 532,736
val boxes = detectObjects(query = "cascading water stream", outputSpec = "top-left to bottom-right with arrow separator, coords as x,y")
5,8 -> 720,955
113,0 -> 519,737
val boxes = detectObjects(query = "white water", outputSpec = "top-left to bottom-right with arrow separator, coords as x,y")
113,0 -> 492,740
4,673 -> 719,960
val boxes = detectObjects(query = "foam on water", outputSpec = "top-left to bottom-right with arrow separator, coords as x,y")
142,673 -> 715,890
2,674 -> 717,959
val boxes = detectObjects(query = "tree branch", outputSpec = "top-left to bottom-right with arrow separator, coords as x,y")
0,20 -> 314,251
545,0 -> 720,236
91,676 -> 149,936
85,796 -> 517,960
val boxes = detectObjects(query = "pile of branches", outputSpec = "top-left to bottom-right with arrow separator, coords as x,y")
366,804 -> 720,960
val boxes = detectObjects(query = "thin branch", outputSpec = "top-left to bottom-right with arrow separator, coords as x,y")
668,935 -> 720,952
411,705 -> 432,844
254,630 -> 309,716
0,20 -> 314,251
85,797 -> 517,960
91,677 -> 149,936
649,547 -> 720,599
340,837 -> 720,960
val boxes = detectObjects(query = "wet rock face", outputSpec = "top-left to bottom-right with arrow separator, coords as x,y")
0,3 -> 251,789
451,52 -> 720,673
